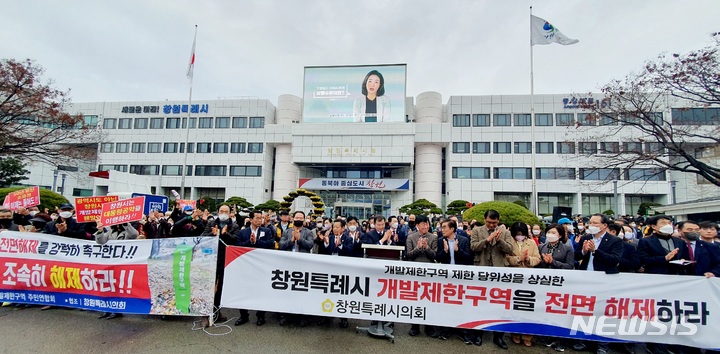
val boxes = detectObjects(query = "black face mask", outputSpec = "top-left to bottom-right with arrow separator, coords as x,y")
408,221 -> 416,229
293,220 -> 304,228
0,218 -> 12,228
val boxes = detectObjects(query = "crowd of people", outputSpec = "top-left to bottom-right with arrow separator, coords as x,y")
2,202 -> 719,354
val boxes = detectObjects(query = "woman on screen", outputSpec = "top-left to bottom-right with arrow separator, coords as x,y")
353,70 -> 391,122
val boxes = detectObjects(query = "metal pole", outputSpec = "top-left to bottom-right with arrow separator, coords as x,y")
61,173 -> 67,195
529,6 -> 539,216
52,170 -> 59,192
670,180 -> 677,204
613,179 -> 618,217
180,25 -> 197,200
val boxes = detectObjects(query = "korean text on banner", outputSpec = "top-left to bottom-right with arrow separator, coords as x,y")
3,186 -> 41,211
221,246 -> 720,350
0,231 -> 218,316
100,196 -> 145,227
75,196 -> 120,223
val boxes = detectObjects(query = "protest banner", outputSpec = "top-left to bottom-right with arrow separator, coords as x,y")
75,196 -> 119,223
221,246 -> 720,349
177,199 -> 196,210
100,196 -> 145,227
0,231 -> 217,316
2,186 -> 40,211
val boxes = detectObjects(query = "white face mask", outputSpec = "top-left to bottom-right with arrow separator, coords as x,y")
391,222 -> 398,229
218,214 -> 229,221
59,211 -> 73,219
185,211 -> 193,215
348,225 -> 357,232
515,235 -> 526,242
587,225 -> 601,235
578,225 -> 585,231
29,211 -> 38,217
566,225 -> 574,232
659,224 -> 674,235
546,233 -> 560,243
369,224 -> 374,229
457,226 -> 463,231
623,232 -> 635,240
532,230 -> 541,236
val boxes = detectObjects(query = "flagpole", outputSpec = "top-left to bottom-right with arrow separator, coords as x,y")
529,7 -> 539,217
180,25 -> 197,200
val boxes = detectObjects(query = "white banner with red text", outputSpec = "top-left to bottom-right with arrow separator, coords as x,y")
0,231 -> 217,316
221,246 -> 720,349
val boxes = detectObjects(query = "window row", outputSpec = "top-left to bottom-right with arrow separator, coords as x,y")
451,141 -> 664,155
451,112 -> 663,127
101,117 -> 265,130
98,164 -> 262,177
100,142 -> 264,154
451,167 -> 665,181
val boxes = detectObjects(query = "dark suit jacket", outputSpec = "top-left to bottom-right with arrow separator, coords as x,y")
681,240 -> 720,277
44,218 -> 88,240
618,241 -> 641,273
318,232 -> 354,257
236,226 -> 274,249
362,229 -> 395,246
575,233 -> 623,274
436,234 -> 473,265
637,235 -> 685,275
347,230 -> 365,258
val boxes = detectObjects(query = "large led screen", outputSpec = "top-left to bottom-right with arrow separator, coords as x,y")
302,64 -> 407,123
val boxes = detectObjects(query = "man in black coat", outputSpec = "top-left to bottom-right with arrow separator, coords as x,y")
637,215 -> 685,275
232,210 -> 273,326
44,203 -> 88,239
575,214 -> 623,274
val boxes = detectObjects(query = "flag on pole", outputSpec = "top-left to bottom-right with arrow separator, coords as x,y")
531,15 -> 578,46
186,27 -> 197,79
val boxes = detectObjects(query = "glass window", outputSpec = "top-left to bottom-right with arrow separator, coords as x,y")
452,142 -> 470,153
493,114 -> 511,126
452,167 -> 470,179
625,168 -> 666,181
536,142 -> 554,154
600,114 -> 618,126
494,168 -> 513,179
116,143 -> 129,153
149,118 -> 164,129
537,168 -> 575,179
181,117 -> 196,129
83,116 -> 99,127
180,143 -> 195,153
195,165 -> 227,176
514,142 -> 532,154
248,143 -> 263,153
131,143 -> 146,153
100,143 -> 114,153
198,117 -> 213,129
453,167 -> 490,179
472,114 -> 490,127
232,117 -> 247,128
213,143 -> 228,153
231,143 -> 246,153
162,165 -> 192,176
579,142 -> 598,154
600,142 -> 620,154
215,117 -> 230,129
472,142 -> 490,154
577,113 -> 596,126
557,142 -> 575,154
514,114 -> 531,126
134,118 -> 148,129
230,165 -> 262,177
196,143 -> 211,153
129,165 -> 159,175
645,142 -> 664,154
582,194 -> 616,215
493,142 -> 511,154
624,142 -> 643,153
452,114 -> 470,127
556,113 -> 574,126
580,168 -> 620,181
118,118 -> 132,129
72,188 -> 93,197
147,143 -> 162,153
671,108 -> 720,125
98,164 -> 127,172
102,118 -> 116,129
249,117 -> 265,128
535,113 -> 553,126
163,143 -> 178,153
166,118 -> 180,129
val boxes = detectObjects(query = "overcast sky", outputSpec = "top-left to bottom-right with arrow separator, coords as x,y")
2,0 -> 719,105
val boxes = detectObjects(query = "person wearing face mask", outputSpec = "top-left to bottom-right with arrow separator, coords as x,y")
346,217 -> 365,258
385,216 -> 407,247
0,208 -> 20,231
505,222 -> 540,347
574,214 -> 623,274
607,224 -> 641,273
537,224 -> 574,352
557,218 -> 577,248
278,211 -> 315,326
677,220 -> 720,278
531,224 -> 544,245
171,206 -> 206,237
406,215 -> 440,338
637,215 -> 686,275
362,215 -> 396,246
12,206 -> 39,227
44,203 -> 87,239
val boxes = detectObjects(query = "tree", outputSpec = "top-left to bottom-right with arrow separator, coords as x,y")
0,187 -> 68,212
512,200 -> 528,209
254,199 -> 281,212
638,202 -> 662,216
576,33 -> 720,187
398,198 -> 442,215
462,201 -> 541,228
224,196 -> 253,209
0,59 -> 103,165
446,200 -> 470,216
197,197 -> 218,212
0,157 -> 29,187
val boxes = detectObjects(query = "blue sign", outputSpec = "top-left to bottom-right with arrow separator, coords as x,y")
131,193 -> 169,214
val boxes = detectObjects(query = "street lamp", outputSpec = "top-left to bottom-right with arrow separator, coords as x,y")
60,173 -> 67,195
52,170 -> 59,192
670,180 -> 677,204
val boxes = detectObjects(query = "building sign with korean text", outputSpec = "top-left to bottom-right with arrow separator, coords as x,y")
0,232 -> 217,316
298,178 -> 409,191
221,247 -> 720,349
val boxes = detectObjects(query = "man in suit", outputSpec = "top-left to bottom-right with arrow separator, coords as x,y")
278,210 -> 315,327
346,216 -> 365,258
405,215 -> 439,338
699,221 -> 719,244
317,219 -> 353,328
677,220 -> 720,278
615,225 -> 641,273
637,215 -> 685,275
361,215 -> 395,246
470,209 -> 515,349
233,210 -> 274,326
44,203 -> 87,239
386,215 -> 407,246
